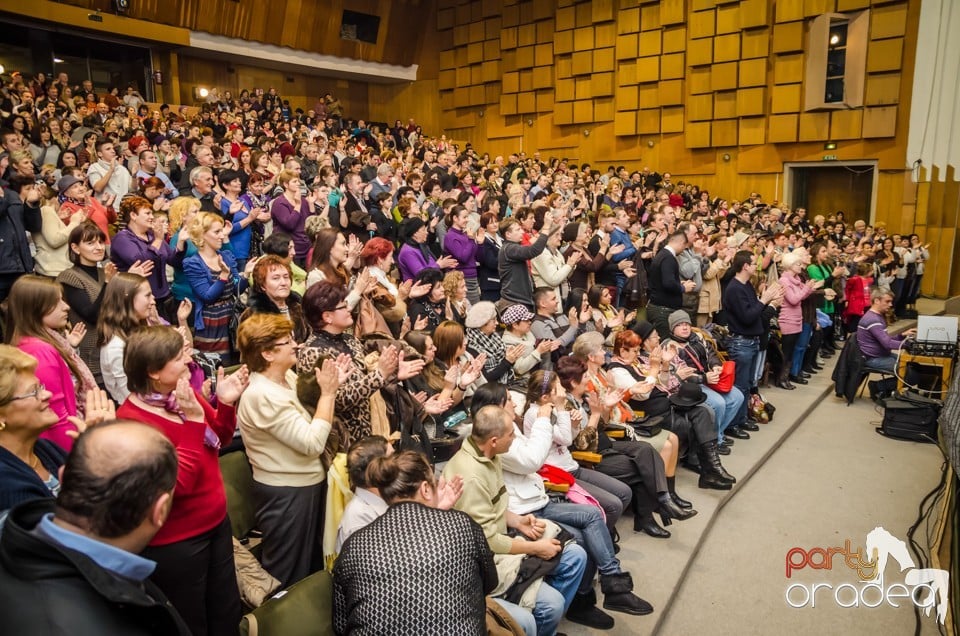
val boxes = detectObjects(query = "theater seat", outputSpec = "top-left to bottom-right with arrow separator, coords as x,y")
239,570 -> 335,636
219,450 -> 261,557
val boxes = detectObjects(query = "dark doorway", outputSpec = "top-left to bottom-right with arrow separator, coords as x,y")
790,164 -> 874,223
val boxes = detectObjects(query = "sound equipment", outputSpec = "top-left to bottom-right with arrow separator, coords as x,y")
113,0 -> 129,15
878,395 -> 942,443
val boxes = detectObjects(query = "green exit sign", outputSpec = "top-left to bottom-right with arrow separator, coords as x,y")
823,154 -> 838,161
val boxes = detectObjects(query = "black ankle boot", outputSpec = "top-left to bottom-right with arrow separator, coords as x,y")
697,441 -> 735,490
566,589 -> 615,629
658,493 -> 698,525
666,476 -> 693,509
634,514 -> 671,538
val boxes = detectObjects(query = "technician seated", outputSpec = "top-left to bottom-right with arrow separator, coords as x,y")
856,288 -> 916,374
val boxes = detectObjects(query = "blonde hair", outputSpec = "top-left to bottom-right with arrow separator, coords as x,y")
442,270 -> 465,299
277,169 -> 299,190
781,251 -> 803,270
187,212 -> 224,248
0,345 -> 38,406
168,196 -> 201,235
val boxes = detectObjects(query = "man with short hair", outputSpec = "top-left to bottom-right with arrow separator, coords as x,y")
498,214 -> 558,311
530,287 -> 584,354
444,405 -> 588,635
858,288 -> 916,403
0,420 -> 191,635
0,175 -> 42,302
721,251 -> 783,418
87,138 -> 132,203
135,149 -> 176,194
188,166 -> 219,213
366,163 -> 394,210
647,231 -> 696,337
0,128 -> 22,154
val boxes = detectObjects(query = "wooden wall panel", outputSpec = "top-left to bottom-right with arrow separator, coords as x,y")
425,0 -> 925,286
63,0 -> 432,67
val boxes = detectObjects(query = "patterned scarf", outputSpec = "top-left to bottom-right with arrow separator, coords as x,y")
466,328 -> 513,385
56,196 -> 87,223
45,328 -> 97,417
135,391 -> 221,450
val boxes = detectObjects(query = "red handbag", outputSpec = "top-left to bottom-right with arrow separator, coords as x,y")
708,360 -> 736,393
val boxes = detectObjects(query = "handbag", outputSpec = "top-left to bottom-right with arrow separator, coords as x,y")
630,413 -> 664,437
707,360 -> 736,393
354,295 -> 392,339
232,537 -> 280,608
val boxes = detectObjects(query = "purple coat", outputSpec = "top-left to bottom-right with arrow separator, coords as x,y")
270,195 -> 311,258
442,227 -> 479,279
110,228 -> 174,300
397,243 -> 438,281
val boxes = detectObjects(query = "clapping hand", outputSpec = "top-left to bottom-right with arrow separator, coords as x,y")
66,389 -> 117,439
316,358 -> 343,395
569,408 -> 583,426
436,255 -> 459,269
505,343 -> 527,364
333,352 -> 354,384
435,474 -> 464,510
377,345 -> 400,379
423,393 -> 454,415
458,353 -> 487,387
66,322 -> 87,348
413,314 -> 430,331
536,339 -> 561,354
603,388 -> 626,409
407,280 -> 433,299
176,299 -> 193,326
565,249 -> 582,267
174,377 -> 205,422
128,259 -> 155,278
215,364 -> 250,406
397,351 -> 426,381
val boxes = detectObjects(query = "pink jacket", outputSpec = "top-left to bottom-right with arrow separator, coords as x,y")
778,272 -> 813,336
17,337 -> 78,451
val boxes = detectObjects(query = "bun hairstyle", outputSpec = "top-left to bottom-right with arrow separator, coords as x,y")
364,450 -> 434,504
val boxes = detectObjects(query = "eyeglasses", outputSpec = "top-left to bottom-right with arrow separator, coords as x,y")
333,303 -> 349,311
10,383 -> 45,401
272,339 -> 300,349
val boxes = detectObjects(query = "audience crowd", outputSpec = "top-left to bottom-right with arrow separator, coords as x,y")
0,69 -> 932,635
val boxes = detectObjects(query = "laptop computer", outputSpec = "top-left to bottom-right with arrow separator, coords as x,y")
916,315 -> 958,344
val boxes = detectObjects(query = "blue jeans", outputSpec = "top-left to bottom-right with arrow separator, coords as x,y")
702,385 -> 745,442
727,335 -> 760,395
494,598 -> 537,636
791,323 -> 813,376
865,354 -> 898,374
538,501 -> 620,595
534,543 -> 587,636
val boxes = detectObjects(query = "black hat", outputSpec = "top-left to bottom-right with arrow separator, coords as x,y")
669,381 -> 707,409
400,217 -> 426,242
631,320 -> 655,342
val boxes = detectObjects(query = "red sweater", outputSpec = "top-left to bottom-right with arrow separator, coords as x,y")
843,275 -> 872,319
117,392 -> 236,546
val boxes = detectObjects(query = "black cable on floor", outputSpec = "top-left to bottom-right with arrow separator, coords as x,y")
906,455 -> 949,636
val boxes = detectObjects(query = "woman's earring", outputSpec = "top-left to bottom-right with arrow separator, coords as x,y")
0,421 -> 6,431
